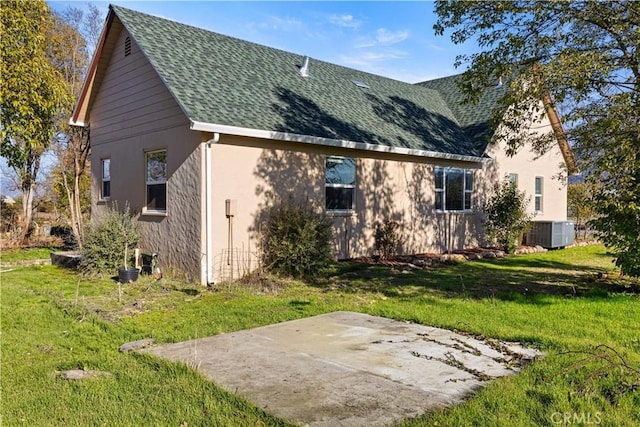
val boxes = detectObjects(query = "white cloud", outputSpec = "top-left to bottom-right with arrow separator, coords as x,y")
252,15 -> 304,32
340,51 -> 406,67
328,14 -> 361,29
353,37 -> 376,49
375,28 -> 409,45
353,28 -> 409,49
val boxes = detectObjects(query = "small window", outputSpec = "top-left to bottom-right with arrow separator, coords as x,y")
101,158 -> 111,200
124,36 -> 132,57
535,176 -> 543,212
508,173 -> 518,185
146,150 -> 167,212
435,167 -> 474,212
326,156 -> 355,212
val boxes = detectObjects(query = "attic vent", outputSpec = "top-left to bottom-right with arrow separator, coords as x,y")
299,56 -> 311,78
124,36 -> 132,57
351,80 -> 370,89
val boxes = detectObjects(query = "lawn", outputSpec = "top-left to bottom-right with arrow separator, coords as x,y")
0,246 -> 62,263
1,245 -> 639,426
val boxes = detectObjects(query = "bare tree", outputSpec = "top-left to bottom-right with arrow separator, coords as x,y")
48,4 -> 103,247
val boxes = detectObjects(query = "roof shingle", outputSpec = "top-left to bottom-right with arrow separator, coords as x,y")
111,5 -> 498,159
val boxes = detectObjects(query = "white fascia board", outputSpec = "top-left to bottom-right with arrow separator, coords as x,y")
69,119 -> 87,127
190,121 -> 490,164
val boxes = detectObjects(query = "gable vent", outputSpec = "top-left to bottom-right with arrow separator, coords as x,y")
124,36 -> 132,57
299,56 -> 311,78
352,80 -> 370,89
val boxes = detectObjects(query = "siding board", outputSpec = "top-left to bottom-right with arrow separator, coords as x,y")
91,29 -> 188,145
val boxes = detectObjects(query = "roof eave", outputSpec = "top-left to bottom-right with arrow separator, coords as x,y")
542,93 -> 580,175
191,121 -> 490,164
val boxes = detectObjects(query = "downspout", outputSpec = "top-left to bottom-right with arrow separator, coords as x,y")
204,133 -> 220,285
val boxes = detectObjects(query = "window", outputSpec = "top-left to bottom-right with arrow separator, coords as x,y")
508,173 -> 518,185
326,156 -> 355,212
146,150 -> 167,212
435,167 -> 474,212
535,176 -> 543,212
101,158 -> 111,200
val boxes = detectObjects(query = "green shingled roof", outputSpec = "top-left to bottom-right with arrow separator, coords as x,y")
417,75 -> 506,152
111,5 -> 497,159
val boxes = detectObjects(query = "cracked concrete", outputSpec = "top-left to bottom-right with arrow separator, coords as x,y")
140,311 -> 540,426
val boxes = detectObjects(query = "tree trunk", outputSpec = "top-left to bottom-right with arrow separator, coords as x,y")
18,150 -> 41,244
20,183 -> 35,243
72,171 -> 84,247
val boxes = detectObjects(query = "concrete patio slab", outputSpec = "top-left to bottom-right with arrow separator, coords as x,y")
141,311 -> 540,426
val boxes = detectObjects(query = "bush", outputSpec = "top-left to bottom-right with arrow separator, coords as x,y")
374,220 -> 401,259
261,199 -> 333,278
80,204 -> 139,274
483,179 -> 533,254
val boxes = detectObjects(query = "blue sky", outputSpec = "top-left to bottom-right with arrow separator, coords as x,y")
48,1 -> 477,83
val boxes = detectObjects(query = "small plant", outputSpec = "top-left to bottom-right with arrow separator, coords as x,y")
374,220 -> 401,260
80,204 -> 139,275
483,179 -> 533,254
261,198 -> 333,278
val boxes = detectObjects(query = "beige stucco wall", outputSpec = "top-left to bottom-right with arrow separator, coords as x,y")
204,115 -> 568,282
89,26 -> 202,281
481,115 -> 569,221
205,133 -> 485,281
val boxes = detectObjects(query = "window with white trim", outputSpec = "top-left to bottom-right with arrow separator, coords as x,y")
101,158 -> 110,200
435,167 -> 474,212
534,176 -> 543,212
145,150 -> 167,212
325,156 -> 355,212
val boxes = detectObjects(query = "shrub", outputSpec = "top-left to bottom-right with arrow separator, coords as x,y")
374,220 -> 401,259
261,199 -> 333,278
80,204 -> 139,274
483,179 -> 533,254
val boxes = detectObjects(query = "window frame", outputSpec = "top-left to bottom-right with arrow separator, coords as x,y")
101,158 -> 111,201
144,149 -> 167,214
534,176 -> 543,212
325,156 -> 356,214
435,167 -> 474,212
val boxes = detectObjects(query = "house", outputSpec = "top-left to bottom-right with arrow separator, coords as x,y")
71,5 -> 576,285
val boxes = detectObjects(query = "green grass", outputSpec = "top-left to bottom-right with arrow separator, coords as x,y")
0,246 -> 62,263
2,245 -> 639,426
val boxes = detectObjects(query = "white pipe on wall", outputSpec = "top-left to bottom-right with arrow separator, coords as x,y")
204,132 -> 220,285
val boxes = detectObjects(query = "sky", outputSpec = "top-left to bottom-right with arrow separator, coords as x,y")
2,1 -> 478,196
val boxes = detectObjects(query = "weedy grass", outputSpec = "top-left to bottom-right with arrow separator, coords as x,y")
0,246 -> 62,263
1,245 -> 639,426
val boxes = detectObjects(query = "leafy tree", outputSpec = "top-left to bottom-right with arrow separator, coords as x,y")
434,0 -> 640,276
0,0 -> 71,241
567,181 -> 597,239
483,179 -> 533,254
